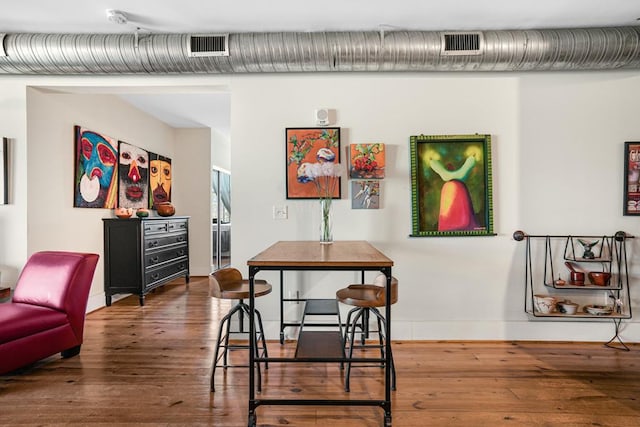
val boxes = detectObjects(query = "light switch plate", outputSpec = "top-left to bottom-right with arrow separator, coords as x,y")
273,205 -> 288,220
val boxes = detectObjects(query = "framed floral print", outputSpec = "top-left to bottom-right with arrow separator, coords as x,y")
410,134 -> 495,237
352,180 -> 380,209
285,127 -> 341,199
349,143 -> 385,179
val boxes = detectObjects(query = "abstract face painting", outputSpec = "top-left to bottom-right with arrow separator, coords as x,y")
117,141 -> 149,209
74,126 -> 118,208
410,134 -> 494,237
148,152 -> 172,208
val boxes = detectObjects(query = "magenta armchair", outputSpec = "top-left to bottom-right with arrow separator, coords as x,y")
0,251 -> 99,375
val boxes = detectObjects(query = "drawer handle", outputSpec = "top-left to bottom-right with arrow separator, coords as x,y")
177,236 -> 185,242
149,241 -> 159,247
150,256 -> 160,264
177,249 -> 185,256
151,273 -> 160,280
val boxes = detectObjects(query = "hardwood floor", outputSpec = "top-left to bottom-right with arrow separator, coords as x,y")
1,276 -> 640,426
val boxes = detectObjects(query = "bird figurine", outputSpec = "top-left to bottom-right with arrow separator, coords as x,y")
577,239 -> 598,259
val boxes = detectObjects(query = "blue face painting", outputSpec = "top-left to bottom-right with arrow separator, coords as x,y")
76,130 -> 117,207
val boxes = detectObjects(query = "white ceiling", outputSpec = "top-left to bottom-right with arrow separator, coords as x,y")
2,1 -> 639,34
4,1 -> 639,134
119,93 -> 231,131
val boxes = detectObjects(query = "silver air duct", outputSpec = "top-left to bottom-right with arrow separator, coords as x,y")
0,27 -> 639,74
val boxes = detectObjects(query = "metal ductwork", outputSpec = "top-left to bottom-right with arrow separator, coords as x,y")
0,26 -> 639,74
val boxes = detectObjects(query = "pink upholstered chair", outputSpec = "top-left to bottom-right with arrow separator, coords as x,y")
0,251 -> 99,375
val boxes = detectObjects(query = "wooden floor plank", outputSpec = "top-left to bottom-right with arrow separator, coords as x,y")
1,277 -> 639,426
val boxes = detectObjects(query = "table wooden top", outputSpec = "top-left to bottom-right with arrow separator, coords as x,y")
247,241 -> 394,268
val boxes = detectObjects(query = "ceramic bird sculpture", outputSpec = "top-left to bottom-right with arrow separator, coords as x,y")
577,239 -> 598,259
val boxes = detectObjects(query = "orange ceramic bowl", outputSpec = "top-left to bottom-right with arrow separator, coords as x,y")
588,271 -> 611,286
156,202 -> 175,217
115,207 -> 133,219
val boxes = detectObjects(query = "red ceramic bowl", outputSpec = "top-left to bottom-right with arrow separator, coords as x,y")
588,271 -> 611,286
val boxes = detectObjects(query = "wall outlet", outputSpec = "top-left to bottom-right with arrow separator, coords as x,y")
273,205 -> 288,220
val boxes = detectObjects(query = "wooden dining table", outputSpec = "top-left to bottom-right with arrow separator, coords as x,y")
246,240 -> 395,427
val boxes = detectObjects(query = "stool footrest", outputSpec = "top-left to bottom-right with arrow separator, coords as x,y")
303,299 -> 340,316
295,331 -> 344,359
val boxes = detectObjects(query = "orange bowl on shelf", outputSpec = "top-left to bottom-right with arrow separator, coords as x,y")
588,271 -> 611,286
115,207 -> 133,219
156,202 -> 175,217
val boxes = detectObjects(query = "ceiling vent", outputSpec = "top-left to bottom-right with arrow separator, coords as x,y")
441,32 -> 483,55
188,34 -> 229,57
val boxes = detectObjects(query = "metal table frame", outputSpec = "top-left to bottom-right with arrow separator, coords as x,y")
246,241 -> 394,427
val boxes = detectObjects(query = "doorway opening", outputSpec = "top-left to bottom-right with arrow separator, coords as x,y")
212,168 -> 231,270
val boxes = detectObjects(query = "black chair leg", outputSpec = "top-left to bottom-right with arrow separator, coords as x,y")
370,307 -> 396,391
254,306 -> 269,369
375,312 -> 385,367
211,302 -> 266,393
238,303 -> 268,393
61,345 -> 81,358
211,303 -> 241,391
344,307 -> 366,392
223,303 -> 243,368
342,306 -> 397,392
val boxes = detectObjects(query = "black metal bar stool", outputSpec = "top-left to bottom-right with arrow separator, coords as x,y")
209,267 -> 271,392
336,274 -> 398,392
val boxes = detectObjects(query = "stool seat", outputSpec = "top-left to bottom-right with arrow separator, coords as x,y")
209,267 -> 272,299
336,282 -> 398,308
212,279 -> 272,300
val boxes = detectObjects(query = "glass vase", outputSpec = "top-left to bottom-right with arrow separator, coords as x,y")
319,198 -> 333,244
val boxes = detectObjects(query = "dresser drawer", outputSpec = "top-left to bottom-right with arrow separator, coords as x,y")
145,232 -> 187,250
143,221 -> 169,234
145,259 -> 189,288
144,245 -> 188,267
168,220 -> 188,233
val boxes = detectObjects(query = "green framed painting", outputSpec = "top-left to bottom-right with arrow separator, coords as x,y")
410,134 -> 495,237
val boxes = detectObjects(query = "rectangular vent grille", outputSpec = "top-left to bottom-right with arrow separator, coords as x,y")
188,34 -> 229,57
441,32 -> 483,56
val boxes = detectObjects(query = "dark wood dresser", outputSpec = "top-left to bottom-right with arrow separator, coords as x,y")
103,216 -> 190,306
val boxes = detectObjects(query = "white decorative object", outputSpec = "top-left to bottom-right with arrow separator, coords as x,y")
533,294 -> 557,314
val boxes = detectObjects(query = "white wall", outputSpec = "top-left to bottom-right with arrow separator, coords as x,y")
211,128 -> 230,171
229,72 -> 640,342
0,78 -> 28,286
173,127 -> 212,275
0,71 -> 639,344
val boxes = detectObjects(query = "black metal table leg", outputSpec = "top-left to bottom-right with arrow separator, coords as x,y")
248,266 -> 257,426
248,410 -> 256,427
